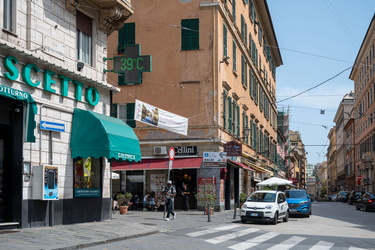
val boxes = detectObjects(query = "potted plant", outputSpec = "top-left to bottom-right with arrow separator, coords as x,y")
203,193 -> 216,214
239,192 -> 247,208
116,192 -> 133,214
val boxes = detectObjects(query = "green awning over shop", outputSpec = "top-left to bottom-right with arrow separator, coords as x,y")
0,85 -> 37,142
70,108 -> 141,162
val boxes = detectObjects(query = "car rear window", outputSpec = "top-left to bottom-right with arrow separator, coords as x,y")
285,191 -> 307,199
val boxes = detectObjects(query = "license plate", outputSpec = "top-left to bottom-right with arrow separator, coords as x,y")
250,213 -> 259,216
290,209 -> 297,212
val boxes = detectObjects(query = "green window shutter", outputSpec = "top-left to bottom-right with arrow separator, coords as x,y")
234,104 -> 238,137
241,15 -> 245,41
190,19 -> 199,49
251,121 -> 255,148
245,114 -> 249,144
249,69 -> 253,96
259,88 -> 263,111
181,19 -> 199,50
235,103 -> 240,137
241,55 -> 245,85
223,24 -> 228,57
228,96 -> 232,132
241,56 -> 247,88
223,91 -> 227,129
245,22 -> 248,46
258,26 -> 263,45
118,23 -> 135,53
242,113 -> 248,143
234,42 -> 237,71
232,0 -> 236,22
126,103 -> 136,127
111,104 -> 118,118
250,1 -> 255,22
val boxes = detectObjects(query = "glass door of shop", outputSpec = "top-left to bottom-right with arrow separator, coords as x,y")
0,110 -> 12,222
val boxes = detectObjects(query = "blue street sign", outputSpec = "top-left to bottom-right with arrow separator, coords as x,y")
40,121 -> 65,132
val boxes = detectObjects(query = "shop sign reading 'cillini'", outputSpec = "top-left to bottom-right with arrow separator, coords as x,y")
1,55 -> 100,106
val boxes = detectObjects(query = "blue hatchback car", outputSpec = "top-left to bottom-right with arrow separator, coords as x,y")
285,189 -> 312,217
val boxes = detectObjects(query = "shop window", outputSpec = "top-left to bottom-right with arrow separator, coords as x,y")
74,157 -> 102,197
181,19 -> 199,50
76,11 -> 92,65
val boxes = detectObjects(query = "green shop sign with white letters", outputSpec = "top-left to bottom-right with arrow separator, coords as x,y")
2,55 -> 100,106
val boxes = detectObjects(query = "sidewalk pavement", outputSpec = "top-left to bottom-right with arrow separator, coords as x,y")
0,209 -> 235,250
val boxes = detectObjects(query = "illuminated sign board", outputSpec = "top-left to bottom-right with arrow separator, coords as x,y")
113,44 -> 152,84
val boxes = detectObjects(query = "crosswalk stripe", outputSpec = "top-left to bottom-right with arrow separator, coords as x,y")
309,240 -> 334,250
228,232 -> 279,250
205,228 -> 260,244
267,236 -> 306,250
186,224 -> 241,237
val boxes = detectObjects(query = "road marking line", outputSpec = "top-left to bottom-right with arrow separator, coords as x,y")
228,232 -> 279,250
267,236 -> 306,250
205,228 -> 260,244
309,240 -> 334,250
186,224 -> 241,237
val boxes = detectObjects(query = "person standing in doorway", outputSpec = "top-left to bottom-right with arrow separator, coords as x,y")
182,183 -> 190,211
163,180 -> 176,221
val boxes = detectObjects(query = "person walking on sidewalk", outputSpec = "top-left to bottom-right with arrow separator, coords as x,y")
182,183 -> 190,211
163,180 -> 176,221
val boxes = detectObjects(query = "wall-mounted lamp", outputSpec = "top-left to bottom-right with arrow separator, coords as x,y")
220,56 -> 230,63
235,125 -> 250,140
77,61 -> 84,71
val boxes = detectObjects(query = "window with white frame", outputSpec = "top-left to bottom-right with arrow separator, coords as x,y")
76,11 -> 92,65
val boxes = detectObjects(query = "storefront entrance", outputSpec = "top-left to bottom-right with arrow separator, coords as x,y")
170,169 -> 197,210
0,121 -> 11,222
0,96 -> 23,226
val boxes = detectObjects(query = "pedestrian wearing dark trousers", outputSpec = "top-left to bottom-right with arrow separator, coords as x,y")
182,183 -> 190,211
163,180 -> 176,221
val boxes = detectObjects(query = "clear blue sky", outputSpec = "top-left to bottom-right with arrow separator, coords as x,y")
267,1 -> 375,165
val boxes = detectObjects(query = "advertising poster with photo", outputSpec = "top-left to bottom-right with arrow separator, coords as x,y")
197,177 -> 216,206
220,179 -> 224,202
134,99 -> 188,136
150,174 -> 165,200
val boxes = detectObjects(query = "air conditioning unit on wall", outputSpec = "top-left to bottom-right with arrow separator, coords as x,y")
154,146 -> 167,155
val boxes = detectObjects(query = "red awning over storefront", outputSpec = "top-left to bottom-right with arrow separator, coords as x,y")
228,160 -> 255,171
112,157 -> 203,170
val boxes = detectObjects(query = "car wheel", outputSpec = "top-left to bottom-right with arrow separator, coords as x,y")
241,218 -> 247,224
272,212 -> 278,225
356,204 -> 360,210
365,204 -> 370,212
283,211 -> 289,222
348,201 -> 352,205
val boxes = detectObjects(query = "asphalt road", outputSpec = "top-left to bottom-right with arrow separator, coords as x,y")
84,202 -> 375,250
